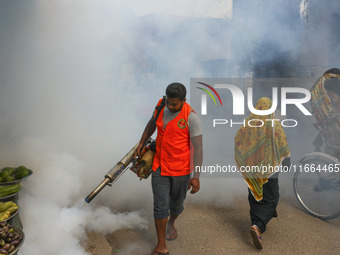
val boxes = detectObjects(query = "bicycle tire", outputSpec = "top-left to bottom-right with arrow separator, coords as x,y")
293,152 -> 340,220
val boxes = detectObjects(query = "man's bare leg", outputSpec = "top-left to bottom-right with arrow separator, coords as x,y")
153,218 -> 169,254
166,212 -> 178,240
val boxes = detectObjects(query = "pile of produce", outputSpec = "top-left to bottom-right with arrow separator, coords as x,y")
0,185 -> 22,199
0,165 -> 31,254
0,166 -> 30,183
0,221 -> 23,255
0,202 -> 18,222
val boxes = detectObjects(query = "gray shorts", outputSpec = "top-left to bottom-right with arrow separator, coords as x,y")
152,167 -> 191,219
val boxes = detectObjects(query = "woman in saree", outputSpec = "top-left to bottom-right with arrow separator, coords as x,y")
235,97 -> 291,249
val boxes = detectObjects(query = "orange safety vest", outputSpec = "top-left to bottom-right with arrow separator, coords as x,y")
152,99 -> 193,176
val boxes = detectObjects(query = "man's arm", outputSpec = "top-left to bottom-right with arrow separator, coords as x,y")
134,116 -> 156,158
188,134 -> 203,194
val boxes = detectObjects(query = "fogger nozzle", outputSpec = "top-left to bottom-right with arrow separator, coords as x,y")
85,142 -> 139,203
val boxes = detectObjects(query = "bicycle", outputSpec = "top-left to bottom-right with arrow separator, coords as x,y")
293,147 -> 340,220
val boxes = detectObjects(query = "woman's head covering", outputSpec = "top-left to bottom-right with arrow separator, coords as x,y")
310,68 -> 340,149
310,68 -> 340,121
235,97 -> 290,201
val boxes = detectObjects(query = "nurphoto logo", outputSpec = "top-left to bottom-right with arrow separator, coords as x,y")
193,78 -> 312,128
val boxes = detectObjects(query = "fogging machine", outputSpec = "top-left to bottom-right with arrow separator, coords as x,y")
85,96 -> 165,203
85,139 -> 155,203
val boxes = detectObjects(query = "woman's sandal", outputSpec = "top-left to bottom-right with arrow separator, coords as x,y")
249,225 -> 263,249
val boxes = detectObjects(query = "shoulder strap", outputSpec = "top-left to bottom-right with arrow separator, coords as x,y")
139,96 -> 166,154
154,96 -> 166,122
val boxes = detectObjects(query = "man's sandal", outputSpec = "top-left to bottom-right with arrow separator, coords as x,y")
166,232 -> 177,241
166,226 -> 177,241
152,251 -> 170,255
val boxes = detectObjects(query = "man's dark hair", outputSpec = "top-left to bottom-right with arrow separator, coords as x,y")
324,68 -> 340,96
166,82 -> 186,100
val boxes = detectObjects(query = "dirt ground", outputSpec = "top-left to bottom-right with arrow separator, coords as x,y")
84,196 -> 340,255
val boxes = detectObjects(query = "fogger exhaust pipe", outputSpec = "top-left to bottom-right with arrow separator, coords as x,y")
85,142 -> 140,203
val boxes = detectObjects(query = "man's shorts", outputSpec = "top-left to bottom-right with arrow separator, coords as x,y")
152,167 -> 191,219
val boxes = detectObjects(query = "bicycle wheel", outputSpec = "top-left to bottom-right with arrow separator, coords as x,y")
293,152 -> 340,220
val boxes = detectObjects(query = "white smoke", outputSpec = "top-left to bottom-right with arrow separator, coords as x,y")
0,1 -> 154,254
15,139 -> 148,255
0,0 -> 339,254
126,0 -> 232,18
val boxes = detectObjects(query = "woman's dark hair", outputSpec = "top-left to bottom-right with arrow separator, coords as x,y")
166,82 -> 186,100
324,68 -> 340,96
